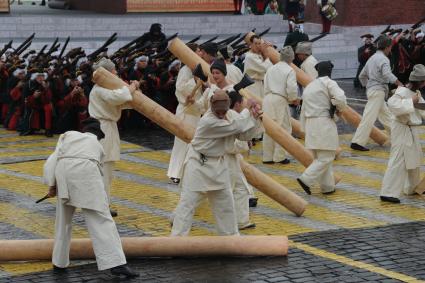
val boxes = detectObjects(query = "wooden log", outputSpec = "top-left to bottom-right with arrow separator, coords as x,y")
261,44 -> 389,146
92,67 -> 307,216
0,236 -> 288,261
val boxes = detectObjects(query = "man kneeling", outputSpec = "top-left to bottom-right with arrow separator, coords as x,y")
43,117 -> 138,278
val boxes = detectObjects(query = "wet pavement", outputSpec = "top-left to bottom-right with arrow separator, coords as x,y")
1,81 -> 425,282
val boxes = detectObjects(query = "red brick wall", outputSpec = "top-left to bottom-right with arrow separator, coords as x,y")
305,0 -> 425,26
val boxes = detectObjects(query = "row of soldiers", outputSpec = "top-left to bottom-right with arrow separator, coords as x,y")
0,23 -> 181,136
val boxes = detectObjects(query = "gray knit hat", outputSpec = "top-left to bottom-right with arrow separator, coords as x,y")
409,64 -> 425,82
295,41 -> 312,55
92,57 -> 116,72
280,46 -> 295,63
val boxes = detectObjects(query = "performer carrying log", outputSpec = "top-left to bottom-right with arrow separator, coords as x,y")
171,90 -> 263,236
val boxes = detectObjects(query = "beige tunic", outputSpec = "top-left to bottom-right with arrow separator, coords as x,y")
43,131 -> 108,212
168,65 -> 203,179
300,55 -> 319,79
88,85 -> 132,162
181,109 -> 260,192
301,76 -> 347,150
387,87 -> 424,169
380,87 -> 425,198
244,51 -> 272,99
226,63 -> 243,84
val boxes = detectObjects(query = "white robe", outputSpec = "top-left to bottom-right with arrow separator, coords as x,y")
226,63 -> 243,84
299,76 -> 347,192
262,61 -> 298,162
88,85 -> 133,200
172,109 -> 261,236
43,131 -> 126,270
244,51 -> 272,99
300,55 -> 319,79
168,65 -> 203,179
380,87 -> 425,198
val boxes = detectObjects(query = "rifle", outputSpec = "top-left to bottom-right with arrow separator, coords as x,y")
13,33 -> 35,55
309,33 -> 328,43
187,35 -> 202,44
231,28 -> 256,48
200,36 -> 218,46
87,33 -> 118,60
258,27 -> 271,37
117,34 -> 145,53
411,16 -> 425,30
217,34 -> 241,45
58,36 -> 70,59
16,40 -> 33,56
47,37 -> 59,55
35,44 -> 48,61
0,40 -> 13,58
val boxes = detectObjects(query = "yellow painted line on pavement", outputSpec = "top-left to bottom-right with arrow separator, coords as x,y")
290,240 -> 424,283
0,262 -> 54,276
0,162 -> 212,237
0,135 -> 52,143
0,150 -> 53,158
0,202 -> 88,238
128,152 -> 387,229
0,141 -> 56,149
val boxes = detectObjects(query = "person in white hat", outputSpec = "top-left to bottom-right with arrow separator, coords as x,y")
262,46 -> 298,164
380,64 -> 425,203
89,57 -> 139,217
295,41 -> 318,79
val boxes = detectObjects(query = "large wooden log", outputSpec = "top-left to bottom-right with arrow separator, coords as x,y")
93,67 -> 307,216
0,236 -> 288,261
261,44 -> 389,146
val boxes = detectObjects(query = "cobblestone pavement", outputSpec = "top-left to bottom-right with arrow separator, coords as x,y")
1,83 -> 425,282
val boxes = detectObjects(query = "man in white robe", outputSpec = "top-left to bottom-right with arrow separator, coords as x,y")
43,118 -> 138,278
171,90 -> 263,236
351,35 -> 403,151
298,61 -> 347,194
380,64 -> 425,203
218,45 -> 243,84
89,58 -> 139,216
262,46 -> 299,164
244,35 -> 272,99
228,91 -> 262,229
167,43 -> 204,184
296,41 -> 318,79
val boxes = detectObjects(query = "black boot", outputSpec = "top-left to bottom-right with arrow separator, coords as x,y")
110,264 -> 139,278
45,129 -> 53,137
297,178 -> 311,195
249,197 -> 258,207
350,143 -> 369,152
110,209 -> 118,217
380,196 -> 400,203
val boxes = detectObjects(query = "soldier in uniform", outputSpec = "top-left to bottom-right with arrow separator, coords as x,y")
354,34 -> 376,88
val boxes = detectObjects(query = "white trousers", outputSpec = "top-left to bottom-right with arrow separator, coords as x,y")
380,150 -> 420,198
300,150 -> 336,193
171,188 -> 239,236
352,89 -> 392,146
262,94 -> 291,162
52,200 -> 126,270
102,161 -> 114,204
